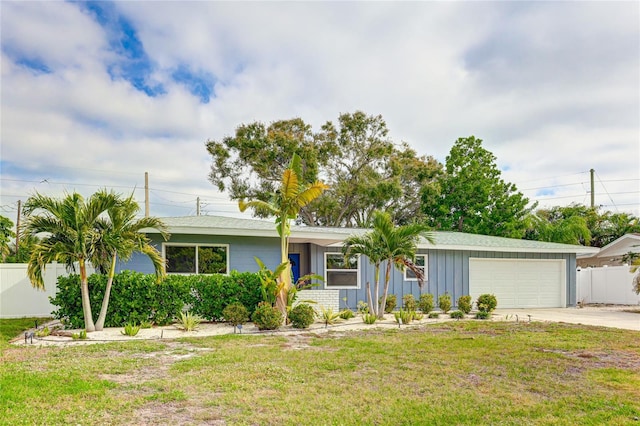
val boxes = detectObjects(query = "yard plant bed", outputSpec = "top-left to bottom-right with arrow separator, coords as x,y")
1,321 -> 639,425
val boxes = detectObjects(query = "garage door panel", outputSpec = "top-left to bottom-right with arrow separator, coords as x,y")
469,259 -> 566,308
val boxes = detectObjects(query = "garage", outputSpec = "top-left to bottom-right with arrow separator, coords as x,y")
469,258 -> 566,308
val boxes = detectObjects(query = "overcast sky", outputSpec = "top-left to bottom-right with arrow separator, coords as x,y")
1,1 -> 638,223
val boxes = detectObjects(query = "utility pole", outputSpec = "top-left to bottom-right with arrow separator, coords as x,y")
590,168 -> 595,208
145,172 -> 150,217
196,197 -> 200,216
15,200 -> 21,256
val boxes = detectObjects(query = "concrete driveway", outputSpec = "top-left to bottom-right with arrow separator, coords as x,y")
493,305 -> 640,331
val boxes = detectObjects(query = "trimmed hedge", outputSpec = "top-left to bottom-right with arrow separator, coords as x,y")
183,271 -> 262,321
50,270 -> 262,329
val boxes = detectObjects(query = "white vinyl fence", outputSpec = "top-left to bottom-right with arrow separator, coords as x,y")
0,263 -> 93,319
577,266 -> 640,305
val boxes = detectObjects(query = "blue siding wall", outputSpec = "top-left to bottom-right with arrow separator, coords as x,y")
117,234 -> 281,274
119,234 -> 578,309
311,247 -> 577,310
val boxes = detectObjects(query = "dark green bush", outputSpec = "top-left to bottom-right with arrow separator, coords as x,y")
50,270 -> 260,329
251,302 -> 283,330
339,309 -> 355,320
457,295 -> 473,314
222,302 -> 249,327
476,294 -> 498,313
50,271 -> 189,329
402,294 -> 417,312
184,271 -> 262,320
450,310 -> 464,319
438,293 -> 452,314
475,311 -> 491,320
381,294 -> 397,313
288,303 -> 316,329
419,293 -> 434,313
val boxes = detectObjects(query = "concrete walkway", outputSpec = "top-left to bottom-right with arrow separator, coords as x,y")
494,305 -> 640,331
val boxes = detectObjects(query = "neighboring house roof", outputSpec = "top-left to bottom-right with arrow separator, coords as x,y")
580,233 -> 640,260
143,215 -> 598,255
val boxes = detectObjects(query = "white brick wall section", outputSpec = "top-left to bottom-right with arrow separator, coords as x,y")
296,290 -> 340,313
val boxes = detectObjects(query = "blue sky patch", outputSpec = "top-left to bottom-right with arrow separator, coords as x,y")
79,2 -> 165,97
171,65 -> 215,103
15,57 -> 52,75
536,188 -> 556,196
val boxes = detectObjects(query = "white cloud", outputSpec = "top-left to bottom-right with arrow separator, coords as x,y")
1,1 -> 638,220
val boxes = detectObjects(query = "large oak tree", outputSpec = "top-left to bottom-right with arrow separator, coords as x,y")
207,111 -> 442,228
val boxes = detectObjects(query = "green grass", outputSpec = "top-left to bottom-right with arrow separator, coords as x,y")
0,317 -> 51,344
1,320 -> 639,425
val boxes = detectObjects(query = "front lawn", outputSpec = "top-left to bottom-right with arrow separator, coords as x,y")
0,317 -> 50,346
1,321 -> 639,425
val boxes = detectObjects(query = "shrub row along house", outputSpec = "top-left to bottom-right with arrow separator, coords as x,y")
122,215 -> 598,311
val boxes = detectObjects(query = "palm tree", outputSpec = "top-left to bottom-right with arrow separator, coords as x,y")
239,154 -> 328,317
93,192 -> 169,331
343,211 -> 433,318
22,191 -> 120,332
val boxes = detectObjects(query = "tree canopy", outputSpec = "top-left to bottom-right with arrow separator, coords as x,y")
421,136 -> 533,238
207,111 -> 442,227
0,215 -> 14,261
525,204 -> 640,247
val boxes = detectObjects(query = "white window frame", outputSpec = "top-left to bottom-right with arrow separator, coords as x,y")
404,254 -> 427,282
324,252 -> 360,289
163,243 -> 230,275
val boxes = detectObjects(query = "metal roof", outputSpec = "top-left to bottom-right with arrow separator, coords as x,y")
143,215 -> 598,255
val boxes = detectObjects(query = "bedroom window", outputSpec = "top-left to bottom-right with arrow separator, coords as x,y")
404,254 -> 427,281
325,252 -> 360,289
164,244 -> 228,274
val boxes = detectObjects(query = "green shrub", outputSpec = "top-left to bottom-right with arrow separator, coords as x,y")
139,320 -> 153,329
450,310 -> 464,319
476,294 -> 498,313
319,306 -> 342,326
438,293 -> 452,314
71,330 -> 87,340
176,311 -> 202,331
289,304 -> 316,329
457,295 -> 473,314
381,294 -> 397,313
51,271 -> 189,329
402,294 -> 418,312
35,327 -> 50,337
357,300 -> 369,314
50,271 -> 262,329
121,322 -> 140,336
251,302 -> 283,330
428,312 -> 439,319
184,271 -> 262,320
394,309 -> 413,324
222,302 -> 249,327
475,311 -> 491,320
419,294 -> 434,313
339,309 -> 355,320
413,312 -> 424,321
362,313 -> 377,324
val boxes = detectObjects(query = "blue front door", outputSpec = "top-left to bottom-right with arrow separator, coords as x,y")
288,253 -> 300,284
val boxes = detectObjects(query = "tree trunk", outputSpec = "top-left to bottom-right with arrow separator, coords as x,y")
79,260 -> 96,332
366,282 -> 374,316
95,252 -> 117,331
378,261 -> 392,319
276,262 -> 292,323
373,267 -> 380,318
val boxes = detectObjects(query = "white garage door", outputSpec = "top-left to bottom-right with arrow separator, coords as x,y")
469,258 -> 566,308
